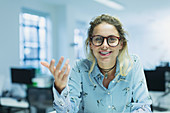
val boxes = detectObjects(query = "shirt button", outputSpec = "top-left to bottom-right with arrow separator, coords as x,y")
108,105 -> 111,108
107,92 -> 110,95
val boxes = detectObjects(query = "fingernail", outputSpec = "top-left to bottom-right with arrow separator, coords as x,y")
67,59 -> 70,63
61,56 -> 64,60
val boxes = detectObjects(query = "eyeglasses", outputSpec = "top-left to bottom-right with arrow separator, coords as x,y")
90,35 -> 121,47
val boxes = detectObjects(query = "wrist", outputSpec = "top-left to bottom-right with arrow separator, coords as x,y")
54,82 -> 65,94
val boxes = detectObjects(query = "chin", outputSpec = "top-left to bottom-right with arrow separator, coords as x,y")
97,57 -> 112,63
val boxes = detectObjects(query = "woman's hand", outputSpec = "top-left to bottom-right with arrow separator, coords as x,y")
40,56 -> 70,93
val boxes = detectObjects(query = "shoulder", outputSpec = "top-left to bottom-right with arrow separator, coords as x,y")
129,54 -> 143,71
73,58 -> 92,72
130,54 -> 141,64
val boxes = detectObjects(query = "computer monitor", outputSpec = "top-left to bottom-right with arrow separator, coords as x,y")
11,67 -> 35,85
144,70 -> 165,91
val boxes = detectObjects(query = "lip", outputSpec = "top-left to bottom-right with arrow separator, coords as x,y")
99,51 -> 112,56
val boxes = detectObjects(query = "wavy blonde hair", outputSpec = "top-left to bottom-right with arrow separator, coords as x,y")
85,14 -> 133,77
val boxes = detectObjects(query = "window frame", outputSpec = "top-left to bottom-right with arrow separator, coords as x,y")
19,8 -> 50,74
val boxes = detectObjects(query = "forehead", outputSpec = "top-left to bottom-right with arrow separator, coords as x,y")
92,22 -> 119,37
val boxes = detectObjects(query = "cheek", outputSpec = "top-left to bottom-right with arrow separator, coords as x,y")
89,43 -> 95,54
91,46 -> 98,54
116,42 -> 123,51
112,46 -> 122,55
90,42 -> 97,50
90,45 -> 99,56
113,48 -> 120,54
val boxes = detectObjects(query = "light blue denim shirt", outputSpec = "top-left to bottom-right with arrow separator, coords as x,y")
53,55 -> 152,113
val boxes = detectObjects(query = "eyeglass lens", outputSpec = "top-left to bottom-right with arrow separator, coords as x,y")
92,35 -> 119,47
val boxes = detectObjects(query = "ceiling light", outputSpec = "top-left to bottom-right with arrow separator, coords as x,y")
94,0 -> 124,10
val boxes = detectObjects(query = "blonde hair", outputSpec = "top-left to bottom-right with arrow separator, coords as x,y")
85,14 -> 133,78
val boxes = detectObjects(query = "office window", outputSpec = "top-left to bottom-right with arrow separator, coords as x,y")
74,21 -> 87,59
19,11 -> 48,73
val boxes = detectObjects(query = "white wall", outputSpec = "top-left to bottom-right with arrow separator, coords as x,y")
118,10 -> 170,69
67,0 -> 170,70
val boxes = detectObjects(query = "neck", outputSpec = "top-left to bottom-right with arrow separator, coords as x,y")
98,64 -> 116,73
97,58 -> 117,69
97,61 -> 117,79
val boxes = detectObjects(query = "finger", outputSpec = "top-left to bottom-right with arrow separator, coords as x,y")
58,59 -> 69,79
54,69 -> 60,79
49,59 -> 55,74
40,61 -> 49,68
55,56 -> 64,71
53,57 -> 64,78
62,64 -> 70,81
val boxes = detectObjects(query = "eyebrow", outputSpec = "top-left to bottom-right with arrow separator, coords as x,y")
92,35 -> 119,37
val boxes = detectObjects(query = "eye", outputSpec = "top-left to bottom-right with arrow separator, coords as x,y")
93,36 -> 102,43
108,37 -> 117,43
95,38 -> 102,41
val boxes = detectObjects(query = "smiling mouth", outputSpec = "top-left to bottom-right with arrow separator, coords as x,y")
99,51 -> 112,56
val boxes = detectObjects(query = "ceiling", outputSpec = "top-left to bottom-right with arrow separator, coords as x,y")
41,0 -> 170,13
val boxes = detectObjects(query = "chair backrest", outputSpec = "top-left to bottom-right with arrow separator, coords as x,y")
27,87 -> 53,109
145,70 -> 165,91
0,75 -> 5,96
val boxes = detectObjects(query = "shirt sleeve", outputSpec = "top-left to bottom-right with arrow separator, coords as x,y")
131,55 -> 152,112
52,61 -> 82,113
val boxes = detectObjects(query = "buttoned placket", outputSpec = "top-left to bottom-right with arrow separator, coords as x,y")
106,89 -> 113,113
92,63 -> 120,113
106,75 -> 121,113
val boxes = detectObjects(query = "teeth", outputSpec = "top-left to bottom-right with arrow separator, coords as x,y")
100,52 -> 110,55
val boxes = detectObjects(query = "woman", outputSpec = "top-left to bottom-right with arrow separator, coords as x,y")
41,14 -> 152,113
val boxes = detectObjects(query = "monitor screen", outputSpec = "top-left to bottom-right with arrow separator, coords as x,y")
11,68 -> 35,84
144,70 -> 165,91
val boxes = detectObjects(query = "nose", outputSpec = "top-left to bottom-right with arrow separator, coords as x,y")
101,38 -> 109,48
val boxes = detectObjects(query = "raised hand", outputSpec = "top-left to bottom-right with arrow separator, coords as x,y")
40,56 -> 70,93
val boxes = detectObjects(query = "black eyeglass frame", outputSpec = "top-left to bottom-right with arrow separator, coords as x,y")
90,35 -> 121,47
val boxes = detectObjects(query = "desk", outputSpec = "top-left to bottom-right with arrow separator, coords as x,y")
0,97 -> 29,108
0,86 -> 53,113
49,111 -> 170,113
0,97 -> 29,113
49,111 -> 56,113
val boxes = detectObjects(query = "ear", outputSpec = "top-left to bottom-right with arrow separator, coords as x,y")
119,41 -> 123,50
89,42 -> 93,49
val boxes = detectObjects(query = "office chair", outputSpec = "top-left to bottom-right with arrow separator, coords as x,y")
27,87 -> 53,113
